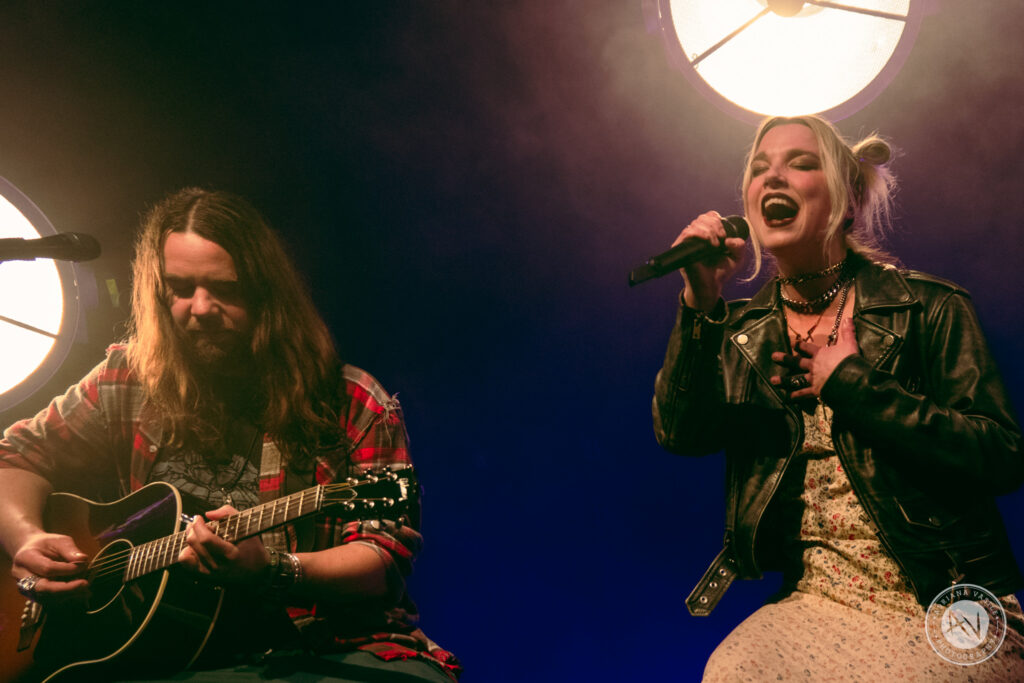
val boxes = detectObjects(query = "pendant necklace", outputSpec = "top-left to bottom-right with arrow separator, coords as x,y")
785,278 -> 854,435
787,278 -> 853,348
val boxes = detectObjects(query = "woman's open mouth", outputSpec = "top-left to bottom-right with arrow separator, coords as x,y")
762,194 -> 798,227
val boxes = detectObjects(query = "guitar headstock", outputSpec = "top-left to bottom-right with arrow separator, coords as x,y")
322,466 -> 417,518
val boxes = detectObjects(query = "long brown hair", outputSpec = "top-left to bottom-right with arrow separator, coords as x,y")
126,188 -> 342,462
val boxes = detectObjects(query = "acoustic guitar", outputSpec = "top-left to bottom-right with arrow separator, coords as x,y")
0,467 -> 415,682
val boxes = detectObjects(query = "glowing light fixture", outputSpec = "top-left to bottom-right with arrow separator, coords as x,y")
645,0 -> 925,121
0,177 -> 81,412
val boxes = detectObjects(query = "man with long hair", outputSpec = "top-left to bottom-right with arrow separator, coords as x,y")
0,189 -> 460,681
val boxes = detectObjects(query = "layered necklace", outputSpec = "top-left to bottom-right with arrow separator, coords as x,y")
786,278 -> 853,347
779,255 -> 854,346
778,255 -> 851,315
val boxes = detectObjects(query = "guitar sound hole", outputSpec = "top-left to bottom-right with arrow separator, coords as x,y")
87,538 -> 132,613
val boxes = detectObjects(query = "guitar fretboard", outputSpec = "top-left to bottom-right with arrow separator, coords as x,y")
124,484 -> 325,582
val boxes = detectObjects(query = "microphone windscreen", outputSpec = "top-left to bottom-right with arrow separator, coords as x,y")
721,215 -> 749,240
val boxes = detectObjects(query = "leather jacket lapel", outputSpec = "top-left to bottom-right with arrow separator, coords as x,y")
727,312 -> 790,409
728,262 -> 920,389
852,266 -> 916,370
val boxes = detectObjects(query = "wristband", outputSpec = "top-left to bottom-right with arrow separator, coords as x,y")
280,552 -> 303,586
264,547 -> 302,591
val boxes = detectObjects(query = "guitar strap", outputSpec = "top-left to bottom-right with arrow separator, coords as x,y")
229,416 -> 262,474
203,416 -> 262,511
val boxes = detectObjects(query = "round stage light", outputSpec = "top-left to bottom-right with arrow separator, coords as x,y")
645,0 -> 925,121
0,178 -> 82,412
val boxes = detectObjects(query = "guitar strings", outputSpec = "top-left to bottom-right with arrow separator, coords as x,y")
79,482 -> 386,582
83,492 -> 322,579
83,489 -> 323,580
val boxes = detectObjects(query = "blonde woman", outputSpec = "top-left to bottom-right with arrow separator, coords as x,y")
654,116 -> 1024,680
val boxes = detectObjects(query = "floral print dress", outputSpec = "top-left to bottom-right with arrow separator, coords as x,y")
702,403 -> 1024,682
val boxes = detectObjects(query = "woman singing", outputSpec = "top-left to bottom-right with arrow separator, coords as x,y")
653,115 -> 1024,679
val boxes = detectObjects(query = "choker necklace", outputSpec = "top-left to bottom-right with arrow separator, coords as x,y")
779,273 -> 850,314
778,256 -> 849,286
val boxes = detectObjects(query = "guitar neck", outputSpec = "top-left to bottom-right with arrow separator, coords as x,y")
124,485 -> 324,582
212,485 -> 326,544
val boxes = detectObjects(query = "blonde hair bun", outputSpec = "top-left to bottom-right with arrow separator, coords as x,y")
853,137 -> 892,166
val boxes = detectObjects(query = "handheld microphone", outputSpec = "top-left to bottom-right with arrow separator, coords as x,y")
0,232 -> 102,263
628,215 -> 748,287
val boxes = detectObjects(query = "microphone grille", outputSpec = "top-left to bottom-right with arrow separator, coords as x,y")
722,215 -> 749,240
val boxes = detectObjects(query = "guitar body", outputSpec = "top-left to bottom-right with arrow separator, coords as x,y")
0,468 -> 414,682
1,483 -> 223,683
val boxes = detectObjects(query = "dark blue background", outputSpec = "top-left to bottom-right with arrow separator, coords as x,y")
1,2 -> 1022,680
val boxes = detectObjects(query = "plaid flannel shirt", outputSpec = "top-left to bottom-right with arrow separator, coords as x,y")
0,345 -> 460,679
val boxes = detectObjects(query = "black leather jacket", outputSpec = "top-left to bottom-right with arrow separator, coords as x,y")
653,255 -> 1023,615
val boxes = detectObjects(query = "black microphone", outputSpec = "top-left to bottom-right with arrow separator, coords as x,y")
0,232 -> 102,263
628,215 -> 748,287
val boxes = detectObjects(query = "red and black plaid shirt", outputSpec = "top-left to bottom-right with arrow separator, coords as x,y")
0,345 -> 460,679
